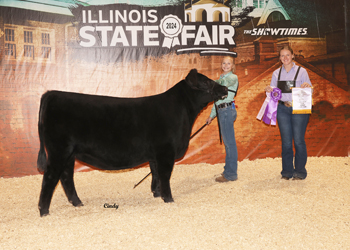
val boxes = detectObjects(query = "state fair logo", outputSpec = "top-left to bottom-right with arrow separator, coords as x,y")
75,3 -> 237,57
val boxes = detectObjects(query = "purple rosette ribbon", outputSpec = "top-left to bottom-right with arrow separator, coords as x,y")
262,88 -> 282,125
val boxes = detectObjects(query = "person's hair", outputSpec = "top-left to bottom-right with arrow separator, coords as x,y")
279,45 -> 294,56
222,56 -> 236,73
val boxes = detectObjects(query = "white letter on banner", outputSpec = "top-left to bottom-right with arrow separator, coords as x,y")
82,10 -> 86,23
126,26 -> 142,46
110,10 -> 113,23
110,26 -> 129,46
144,26 -> 159,46
99,10 -> 108,23
79,26 -> 96,47
129,10 -> 141,23
88,10 -> 98,23
115,10 -> 127,23
212,25 -> 218,45
194,25 -> 212,45
181,25 -> 195,46
219,25 -> 235,45
148,10 -> 158,23
96,26 -> 113,46
142,9 -> 147,23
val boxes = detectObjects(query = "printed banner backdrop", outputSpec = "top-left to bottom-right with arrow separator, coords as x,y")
0,0 -> 349,177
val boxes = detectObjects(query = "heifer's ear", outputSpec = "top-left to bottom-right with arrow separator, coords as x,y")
185,69 -> 198,88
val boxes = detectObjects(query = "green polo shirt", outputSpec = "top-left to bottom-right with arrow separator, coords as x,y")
209,71 -> 239,118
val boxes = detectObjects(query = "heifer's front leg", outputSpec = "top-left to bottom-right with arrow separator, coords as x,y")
155,156 -> 175,203
149,161 -> 160,198
60,158 -> 83,207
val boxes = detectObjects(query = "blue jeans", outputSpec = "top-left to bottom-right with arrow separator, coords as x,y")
277,103 -> 310,179
217,104 -> 238,180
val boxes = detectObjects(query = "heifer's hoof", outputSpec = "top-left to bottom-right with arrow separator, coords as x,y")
74,202 -> 84,207
163,197 -> 174,203
40,210 -> 49,217
153,191 -> 161,198
39,205 -> 49,217
69,199 -> 83,207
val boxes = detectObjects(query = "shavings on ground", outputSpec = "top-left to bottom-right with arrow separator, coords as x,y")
0,156 -> 349,249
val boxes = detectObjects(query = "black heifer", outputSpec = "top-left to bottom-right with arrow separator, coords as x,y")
37,69 -> 228,216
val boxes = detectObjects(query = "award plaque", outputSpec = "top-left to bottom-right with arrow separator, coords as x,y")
292,87 -> 313,114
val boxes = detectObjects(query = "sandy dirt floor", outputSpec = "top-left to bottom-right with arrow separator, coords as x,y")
1,156 -> 349,249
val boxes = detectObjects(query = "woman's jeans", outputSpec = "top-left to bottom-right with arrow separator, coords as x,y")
217,104 -> 238,181
277,103 -> 310,179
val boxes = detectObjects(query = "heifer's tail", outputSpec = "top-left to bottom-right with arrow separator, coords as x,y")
37,93 -> 48,172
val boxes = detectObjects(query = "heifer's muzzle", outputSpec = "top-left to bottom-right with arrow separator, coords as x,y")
211,83 -> 228,101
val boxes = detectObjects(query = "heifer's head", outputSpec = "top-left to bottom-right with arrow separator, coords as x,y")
185,69 -> 228,102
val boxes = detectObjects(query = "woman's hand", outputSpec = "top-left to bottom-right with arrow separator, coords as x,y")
206,117 -> 213,125
265,86 -> 273,93
301,82 -> 312,88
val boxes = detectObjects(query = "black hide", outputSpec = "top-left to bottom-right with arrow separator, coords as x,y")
37,69 -> 228,216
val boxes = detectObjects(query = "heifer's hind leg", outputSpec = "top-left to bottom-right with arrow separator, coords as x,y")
38,164 -> 62,217
149,161 -> 160,198
60,157 -> 83,207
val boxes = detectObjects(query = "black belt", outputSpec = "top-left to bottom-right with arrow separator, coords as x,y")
217,101 -> 234,109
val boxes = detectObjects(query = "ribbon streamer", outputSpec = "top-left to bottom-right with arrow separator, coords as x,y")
257,88 -> 282,125
256,92 -> 270,120
162,37 -> 180,49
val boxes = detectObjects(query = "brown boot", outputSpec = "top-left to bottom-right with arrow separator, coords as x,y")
215,175 -> 229,182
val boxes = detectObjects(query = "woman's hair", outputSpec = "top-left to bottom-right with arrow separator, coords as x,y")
222,56 -> 236,73
279,45 -> 294,56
